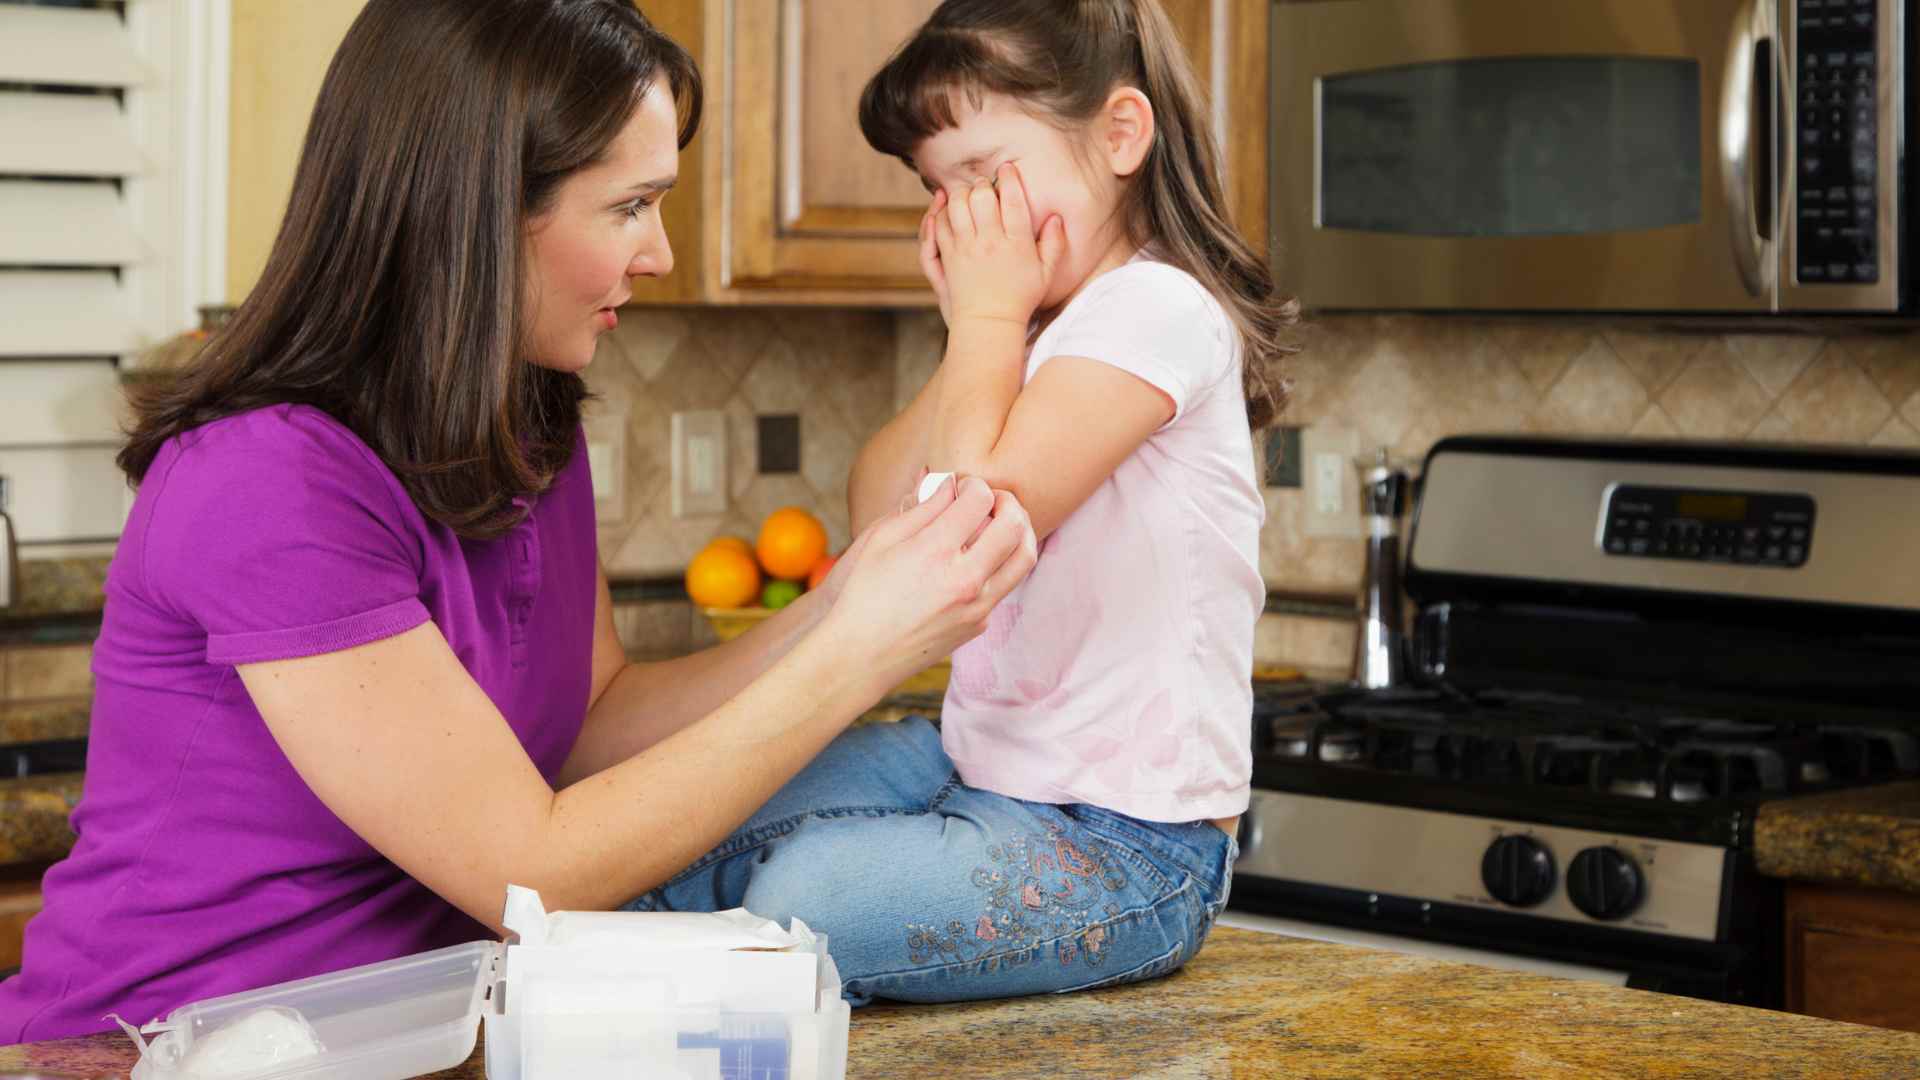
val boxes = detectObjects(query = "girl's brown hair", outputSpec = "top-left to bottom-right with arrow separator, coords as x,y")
119,0 -> 701,538
858,0 -> 1295,428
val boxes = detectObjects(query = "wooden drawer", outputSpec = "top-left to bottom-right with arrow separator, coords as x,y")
1785,883 -> 1920,1034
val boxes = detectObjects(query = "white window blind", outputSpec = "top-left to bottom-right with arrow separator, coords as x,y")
0,0 -> 227,550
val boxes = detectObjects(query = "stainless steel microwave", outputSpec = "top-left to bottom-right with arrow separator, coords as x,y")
1271,0 -> 1909,313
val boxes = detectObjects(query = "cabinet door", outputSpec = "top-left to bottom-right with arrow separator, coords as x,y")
1785,884 -> 1920,1034
722,0 -> 939,293
715,0 -> 1267,300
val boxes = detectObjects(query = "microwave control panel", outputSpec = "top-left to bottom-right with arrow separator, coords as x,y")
1794,0 -> 1880,285
1599,486 -> 1817,569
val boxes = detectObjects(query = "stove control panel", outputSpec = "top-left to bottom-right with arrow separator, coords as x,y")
1600,485 -> 1816,568
1236,791 -> 1729,941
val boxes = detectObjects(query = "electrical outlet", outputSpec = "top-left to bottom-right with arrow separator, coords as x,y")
1301,425 -> 1361,538
582,409 -> 628,525
671,410 -> 728,517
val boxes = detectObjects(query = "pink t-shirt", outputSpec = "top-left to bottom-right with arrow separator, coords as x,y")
941,256 -> 1265,823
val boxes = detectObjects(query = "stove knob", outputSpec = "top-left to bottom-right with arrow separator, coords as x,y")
1481,835 -> 1556,908
1568,846 -> 1643,921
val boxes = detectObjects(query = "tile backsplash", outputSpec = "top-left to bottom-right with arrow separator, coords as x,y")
1263,316 -> 1920,594
585,308 -> 898,577
573,307 -> 1920,607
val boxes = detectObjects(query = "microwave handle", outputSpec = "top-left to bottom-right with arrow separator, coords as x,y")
1721,0 -> 1779,298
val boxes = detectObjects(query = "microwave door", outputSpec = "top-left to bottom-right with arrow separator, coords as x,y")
1273,0 -> 1778,312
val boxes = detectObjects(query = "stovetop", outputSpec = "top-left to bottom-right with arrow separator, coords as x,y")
1250,681 -> 1920,846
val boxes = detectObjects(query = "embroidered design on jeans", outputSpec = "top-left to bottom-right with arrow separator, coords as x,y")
904,823 -> 1131,975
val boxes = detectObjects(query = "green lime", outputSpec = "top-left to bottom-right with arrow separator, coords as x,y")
761,579 -> 803,610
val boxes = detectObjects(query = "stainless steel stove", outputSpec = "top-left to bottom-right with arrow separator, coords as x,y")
1230,436 -> 1920,1006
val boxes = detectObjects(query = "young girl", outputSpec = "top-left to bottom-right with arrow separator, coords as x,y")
625,0 -> 1292,1003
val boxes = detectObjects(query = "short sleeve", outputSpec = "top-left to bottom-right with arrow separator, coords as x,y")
140,407 -> 431,666
1037,262 -> 1234,421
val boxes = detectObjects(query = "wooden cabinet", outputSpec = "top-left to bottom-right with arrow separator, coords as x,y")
643,0 -> 1270,305
1784,883 -> 1920,1034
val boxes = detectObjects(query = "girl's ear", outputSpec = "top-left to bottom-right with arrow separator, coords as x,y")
1102,86 -> 1155,178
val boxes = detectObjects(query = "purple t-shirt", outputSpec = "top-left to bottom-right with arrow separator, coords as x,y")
0,404 -> 594,1042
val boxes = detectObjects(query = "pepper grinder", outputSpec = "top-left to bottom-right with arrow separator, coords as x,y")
0,476 -> 16,611
1350,450 -> 1409,689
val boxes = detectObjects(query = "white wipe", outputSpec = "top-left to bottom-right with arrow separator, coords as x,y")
177,1007 -> 323,1077
916,471 -> 955,504
503,883 -> 810,952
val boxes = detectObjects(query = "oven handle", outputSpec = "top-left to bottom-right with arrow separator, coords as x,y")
1721,0 -> 1779,299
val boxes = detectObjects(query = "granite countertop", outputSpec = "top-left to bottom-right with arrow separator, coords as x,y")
1,927 -> 1916,1078
0,773 -> 82,866
1757,780 -> 1920,894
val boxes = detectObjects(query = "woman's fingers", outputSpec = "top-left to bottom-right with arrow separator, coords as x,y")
870,469 -> 956,551
917,475 -> 997,556
959,490 -> 1037,605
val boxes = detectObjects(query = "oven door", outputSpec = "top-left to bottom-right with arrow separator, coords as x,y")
1273,0 -> 1783,312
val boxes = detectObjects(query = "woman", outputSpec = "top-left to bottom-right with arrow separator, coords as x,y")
0,0 -> 1035,1043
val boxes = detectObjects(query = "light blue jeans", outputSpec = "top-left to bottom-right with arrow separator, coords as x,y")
623,717 -> 1236,1005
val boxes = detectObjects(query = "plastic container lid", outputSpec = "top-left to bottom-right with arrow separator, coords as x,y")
128,941 -> 498,1080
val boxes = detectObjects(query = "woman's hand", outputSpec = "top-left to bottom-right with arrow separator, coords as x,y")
818,474 -> 1037,694
933,163 -> 1066,330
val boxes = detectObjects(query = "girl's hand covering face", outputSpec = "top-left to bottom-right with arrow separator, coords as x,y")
930,163 -> 1066,329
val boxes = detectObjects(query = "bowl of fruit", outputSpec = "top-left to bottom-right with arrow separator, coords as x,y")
686,507 -> 951,695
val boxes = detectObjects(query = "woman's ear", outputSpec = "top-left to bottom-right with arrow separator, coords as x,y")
1102,87 -> 1155,178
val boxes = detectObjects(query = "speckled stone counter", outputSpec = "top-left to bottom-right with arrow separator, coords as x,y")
0,557 -> 108,623
3,927 -> 1917,1078
1757,781 -> 1920,894
0,773 -> 80,865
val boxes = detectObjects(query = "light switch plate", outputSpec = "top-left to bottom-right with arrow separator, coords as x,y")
1301,425 -> 1361,538
582,409 -> 628,525
672,410 -> 728,517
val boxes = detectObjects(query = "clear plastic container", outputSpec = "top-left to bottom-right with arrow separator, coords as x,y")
131,941 -> 497,1080
128,936 -> 850,1080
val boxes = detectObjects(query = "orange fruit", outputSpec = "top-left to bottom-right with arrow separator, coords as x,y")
705,534 -> 754,559
685,544 -> 762,609
756,507 -> 829,581
806,553 -> 837,592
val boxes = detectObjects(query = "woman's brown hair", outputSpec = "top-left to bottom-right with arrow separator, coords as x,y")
859,0 -> 1295,428
119,0 -> 701,538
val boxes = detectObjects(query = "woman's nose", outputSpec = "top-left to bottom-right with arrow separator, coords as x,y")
631,228 -> 673,279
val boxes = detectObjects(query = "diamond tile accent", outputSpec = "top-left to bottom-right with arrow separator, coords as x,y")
1826,335 -> 1920,408
1747,410 -> 1795,442
738,339 -> 814,414
1723,334 -> 1822,397
1602,330 -> 1706,395
1869,416 -> 1920,448
1486,323 -> 1593,395
1656,343 -> 1772,438
1531,339 -> 1648,434
614,309 -> 690,383
1771,353 -> 1894,443
1630,404 -> 1679,437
